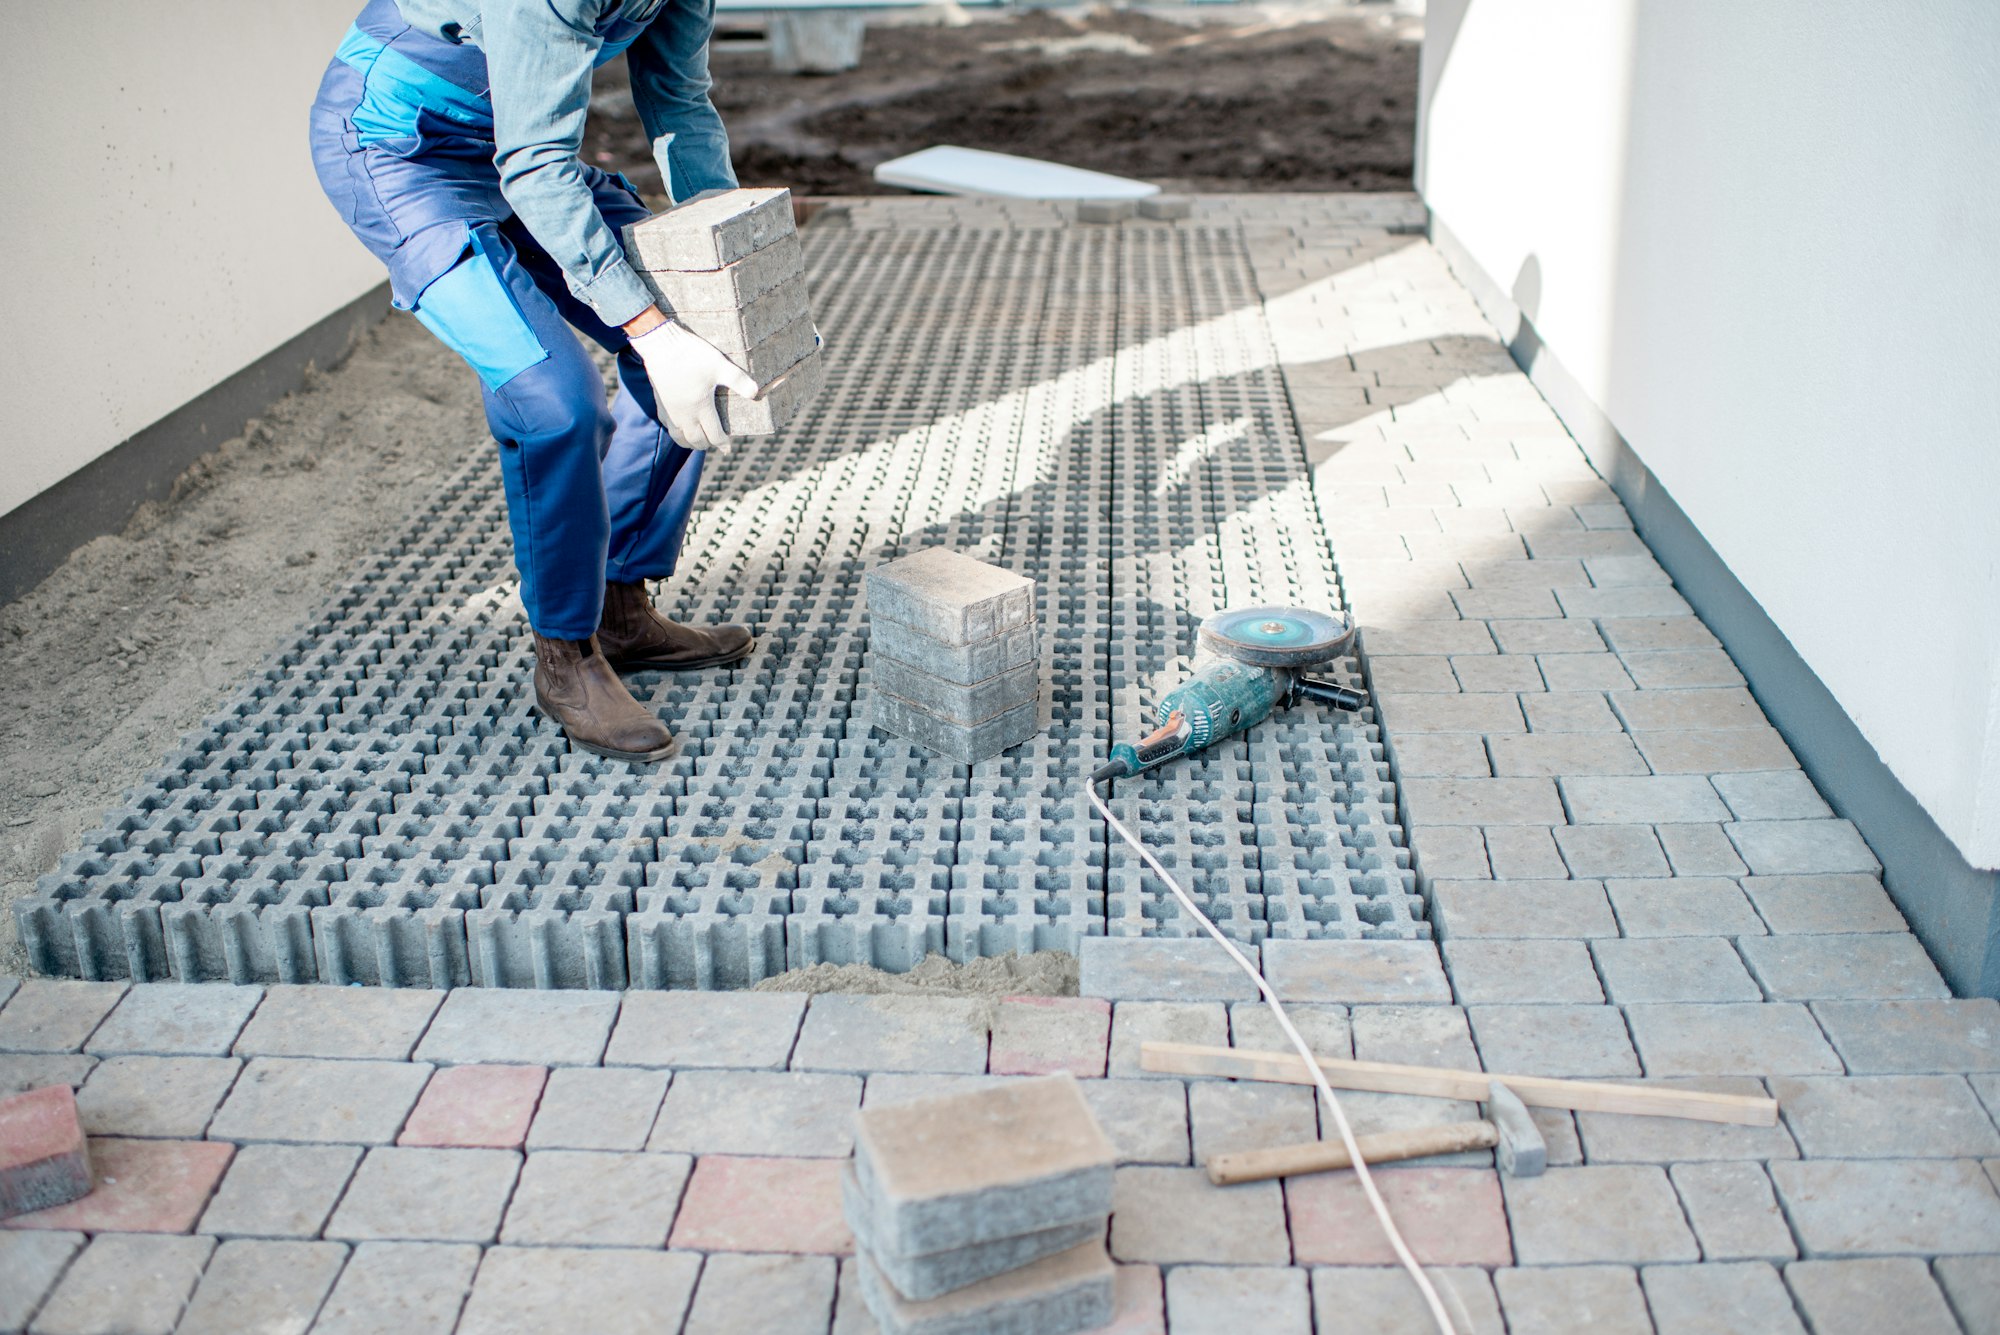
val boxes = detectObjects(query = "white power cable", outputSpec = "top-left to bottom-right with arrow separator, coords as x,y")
1089,779 -> 1459,1335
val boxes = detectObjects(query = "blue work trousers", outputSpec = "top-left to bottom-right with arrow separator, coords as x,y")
308,1 -> 734,638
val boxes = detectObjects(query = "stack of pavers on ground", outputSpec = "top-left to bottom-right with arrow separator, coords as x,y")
844,1075 -> 1117,1335
621,186 -> 823,433
866,547 -> 1041,763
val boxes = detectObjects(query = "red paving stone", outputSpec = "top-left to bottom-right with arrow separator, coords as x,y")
989,996 -> 1112,1079
1,1137 -> 233,1234
668,1155 -> 852,1256
398,1065 -> 548,1149
0,1085 -> 92,1219
1286,1167 -> 1512,1267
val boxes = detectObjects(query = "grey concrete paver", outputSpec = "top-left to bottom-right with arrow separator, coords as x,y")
174,1239 -> 346,1335
605,991 -> 805,1070
85,986 -> 262,1057
1670,1162 -> 1798,1261
525,1066 -> 668,1150
1187,1081 -> 1316,1164
1607,687 -> 1765,731
1591,937 -> 1764,1004
1479,826 -> 1570,879
1520,690 -> 1624,733
1738,933 -> 1949,1001
791,994 -> 989,1074
649,1070 -> 860,1158
74,1056 -> 240,1139
1228,1001 -> 1350,1059
232,985 -> 442,1061
1640,1262 -> 1805,1335
455,1247 -> 701,1335
499,1150 -> 690,1247
1770,1159 -> 2000,1255
1811,998 -> 2000,1074
197,1143 -> 361,1238
1443,939 -> 1604,1004
1108,1166 -> 1288,1264
1107,1002 -> 1227,1080
1560,776 -> 1730,825
1351,1005 -> 1481,1069
325,1146 -> 521,1242
1575,1077 -> 1797,1164
1262,940 -> 1451,1003
0,981 -> 126,1054
1625,1003 -> 1842,1076
1467,1004 -> 1639,1077
1934,1256 -> 2000,1334
1494,1264 -> 1652,1334
1552,824 -> 1670,877
1166,1265 -> 1310,1335
1309,1266 -> 1504,1335
1432,880 -> 1617,939
1784,1258 -> 1963,1335
1769,1075 -> 2000,1158
0,1231 -> 82,1335
1710,771 -> 1832,821
1402,777 -> 1561,826
310,1241 -> 478,1335
1634,727 -> 1799,775
1741,874 -> 1907,933
1504,1165 -> 1699,1264
1726,820 -> 1879,875
0,1054 -> 94,1098
413,989 -> 619,1067
208,1057 -> 431,1144
1655,823 -> 1751,876
26,1233 -> 213,1335
684,1253 -> 838,1335
1077,1078 -> 1190,1165
859,1073 -> 1009,1108
1079,938 -> 1257,1001
1608,879 -> 1768,935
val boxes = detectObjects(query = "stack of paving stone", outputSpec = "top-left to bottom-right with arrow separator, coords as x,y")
620,186 -> 823,434
866,547 -> 1041,763
844,1076 -> 1117,1335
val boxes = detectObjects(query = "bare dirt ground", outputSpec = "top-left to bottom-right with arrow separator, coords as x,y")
586,3 -> 1420,198
0,319 -> 484,973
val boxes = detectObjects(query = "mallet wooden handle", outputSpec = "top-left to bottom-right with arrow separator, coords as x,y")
1206,1121 -> 1499,1186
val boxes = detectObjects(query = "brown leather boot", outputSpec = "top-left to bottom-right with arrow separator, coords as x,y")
532,633 -> 677,762
597,580 -> 754,671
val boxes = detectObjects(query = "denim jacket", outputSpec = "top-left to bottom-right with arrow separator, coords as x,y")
392,0 -> 735,326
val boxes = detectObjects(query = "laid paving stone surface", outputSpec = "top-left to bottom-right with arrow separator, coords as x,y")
3,200 -> 1988,1335
208,1058 -> 431,1144
174,1238 -> 346,1335
456,1246 -> 701,1335
312,1241 -> 479,1335
1289,1167 -> 1511,1267
197,1143 -> 360,1238
500,1150 -> 690,1247
650,1070 -> 861,1157
74,1057 -> 240,1139
398,1064 -> 546,1149
1312,1265 -> 1504,1335
85,986 -> 262,1058
325,1147 -> 521,1243
0,1230 -> 82,1333
1186,1081 -> 1316,1164
5,1138 -> 232,1234
525,1067 -> 669,1151
231,986 -> 442,1061
1228,1001 -> 1351,1060
1166,1264 -> 1310,1335
1079,938 -> 1257,1002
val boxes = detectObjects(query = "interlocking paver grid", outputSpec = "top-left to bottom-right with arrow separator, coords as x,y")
0,196 -> 1992,1332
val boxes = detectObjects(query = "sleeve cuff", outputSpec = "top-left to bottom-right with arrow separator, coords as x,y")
576,260 -> 655,329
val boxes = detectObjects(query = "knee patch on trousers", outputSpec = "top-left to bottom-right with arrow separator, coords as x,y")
411,228 -> 551,391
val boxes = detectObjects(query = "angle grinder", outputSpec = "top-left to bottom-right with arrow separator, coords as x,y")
1092,606 -> 1368,783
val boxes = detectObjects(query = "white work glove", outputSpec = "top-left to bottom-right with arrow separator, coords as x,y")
629,321 -> 759,453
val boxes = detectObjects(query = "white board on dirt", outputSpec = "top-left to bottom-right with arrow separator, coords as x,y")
873,146 -> 1160,200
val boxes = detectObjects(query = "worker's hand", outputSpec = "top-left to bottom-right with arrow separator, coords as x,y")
628,320 -> 759,453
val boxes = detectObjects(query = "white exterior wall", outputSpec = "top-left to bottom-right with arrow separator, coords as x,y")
1419,1 -> 2000,868
0,4 -> 385,520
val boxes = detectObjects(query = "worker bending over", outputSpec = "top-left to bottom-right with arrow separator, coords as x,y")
310,0 -> 755,763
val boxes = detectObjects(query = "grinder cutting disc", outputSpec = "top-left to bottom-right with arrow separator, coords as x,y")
1198,606 -> 1355,667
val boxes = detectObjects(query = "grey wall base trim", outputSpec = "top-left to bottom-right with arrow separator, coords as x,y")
0,282 -> 391,607
1429,213 -> 2000,998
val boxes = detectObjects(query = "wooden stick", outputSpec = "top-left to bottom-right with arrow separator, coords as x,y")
1141,1042 -> 1778,1128
1207,1121 -> 1499,1186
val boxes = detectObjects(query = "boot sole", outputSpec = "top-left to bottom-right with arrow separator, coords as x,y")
606,636 -> 757,673
531,703 -> 679,764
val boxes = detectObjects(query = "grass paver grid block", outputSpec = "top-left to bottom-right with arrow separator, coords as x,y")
12,211 -> 1426,985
